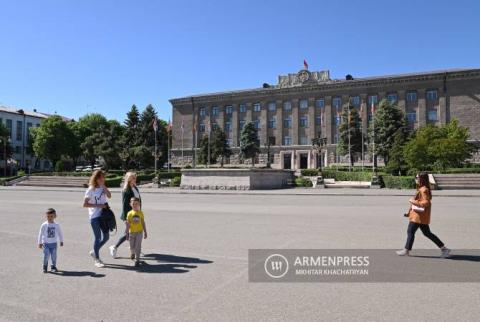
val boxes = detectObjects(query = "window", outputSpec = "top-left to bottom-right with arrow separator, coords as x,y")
268,117 -> 276,129
315,115 -> 322,125
15,146 -> 21,153
225,105 -> 233,114
253,103 -> 261,112
212,106 -> 219,116
226,139 -> 233,147
268,136 -> 276,146
426,90 -> 438,101
283,101 -> 292,111
239,120 -> 246,129
254,119 -> 261,129
300,136 -> 309,145
332,97 -> 342,109
299,99 -> 308,109
316,99 -> 325,109
268,102 -> 276,112
26,123 -> 33,144
334,133 -> 339,144
199,124 -> 205,132
335,114 -> 341,126
406,91 -> 417,103
199,107 -> 206,117
351,96 -> 360,107
16,121 -> 23,141
368,95 -> 378,105
239,104 -> 247,113
6,119 -> 12,136
428,110 -> 438,122
407,112 -> 417,123
284,117 -> 292,129
212,122 -> 219,131
299,116 -> 308,128
387,93 -> 397,104
283,136 -> 292,146
0,118 -> 2,124
225,122 -> 232,132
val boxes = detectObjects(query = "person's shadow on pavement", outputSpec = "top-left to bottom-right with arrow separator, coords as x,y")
49,270 -> 106,278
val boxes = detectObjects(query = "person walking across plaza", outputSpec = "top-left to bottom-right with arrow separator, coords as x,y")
126,197 -> 147,267
397,172 -> 451,257
37,208 -> 64,273
83,170 -> 111,268
109,171 -> 142,259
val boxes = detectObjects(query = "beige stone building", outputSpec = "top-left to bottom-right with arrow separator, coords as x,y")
169,68 -> 480,169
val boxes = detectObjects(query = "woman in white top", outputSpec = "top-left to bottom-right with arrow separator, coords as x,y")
83,170 -> 112,267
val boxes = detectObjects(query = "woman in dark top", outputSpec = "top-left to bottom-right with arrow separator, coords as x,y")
109,171 -> 141,258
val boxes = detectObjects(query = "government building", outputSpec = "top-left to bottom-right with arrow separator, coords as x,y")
169,68 -> 480,169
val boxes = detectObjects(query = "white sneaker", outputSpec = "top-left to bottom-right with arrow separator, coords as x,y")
94,259 -> 105,268
109,245 -> 117,259
396,249 -> 410,256
89,250 -> 96,259
441,248 -> 451,258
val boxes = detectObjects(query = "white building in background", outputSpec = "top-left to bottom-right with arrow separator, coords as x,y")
0,106 -> 70,172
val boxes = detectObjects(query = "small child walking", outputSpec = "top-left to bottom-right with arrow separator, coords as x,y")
37,208 -> 64,273
126,197 -> 147,267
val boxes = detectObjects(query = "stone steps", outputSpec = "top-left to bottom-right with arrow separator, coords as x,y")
16,176 -> 88,188
433,174 -> 480,190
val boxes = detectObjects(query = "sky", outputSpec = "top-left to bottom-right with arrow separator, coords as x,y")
0,0 -> 479,122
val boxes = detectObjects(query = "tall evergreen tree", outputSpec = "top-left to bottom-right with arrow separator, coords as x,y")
198,134 -> 216,165
137,105 -> 168,169
338,103 -> 363,167
240,122 -> 260,166
370,99 -> 406,165
211,128 -> 231,167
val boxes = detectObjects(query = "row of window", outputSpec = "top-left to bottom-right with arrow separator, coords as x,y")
0,118 -> 36,142
198,90 -> 439,117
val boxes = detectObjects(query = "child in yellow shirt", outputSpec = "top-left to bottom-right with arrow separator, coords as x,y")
126,197 -> 147,267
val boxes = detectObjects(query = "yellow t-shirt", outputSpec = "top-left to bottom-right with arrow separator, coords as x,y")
126,210 -> 145,233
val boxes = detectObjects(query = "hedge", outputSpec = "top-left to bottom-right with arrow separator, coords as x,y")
105,176 -> 123,188
381,175 -> 416,189
170,176 -> 181,187
301,169 -> 319,176
295,177 -> 313,187
322,170 -> 373,182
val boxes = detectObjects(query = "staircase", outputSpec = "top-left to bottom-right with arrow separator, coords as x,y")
433,174 -> 480,190
15,176 -> 88,188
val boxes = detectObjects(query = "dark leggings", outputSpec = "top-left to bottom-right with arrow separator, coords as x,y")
405,222 -> 444,250
114,219 -> 127,248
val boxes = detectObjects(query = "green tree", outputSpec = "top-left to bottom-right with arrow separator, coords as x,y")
239,122 -> 260,166
0,123 -> 14,173
97,120 -> 125,169
211,128 -> 231,167
121,105 -> 141,169
385,129 -> 409,175
198,134 -> 216,165
66,121 -> 84,167
404,119 -> 474,172
338,103 -> 363,167
370,98 -> 406,165
32,116 -> 74,168
137,105 -> 168,168
77,114 -> 110,169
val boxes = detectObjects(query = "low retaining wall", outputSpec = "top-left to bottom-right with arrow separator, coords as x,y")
180,168 -> 295,190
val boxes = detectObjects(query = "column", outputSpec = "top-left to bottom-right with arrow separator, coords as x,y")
260,100 -> 268,145
438,89 -> 447,125
292,98 -> 299,145
397,90 -> 406,115
325,96 -> 333,144
246,103 -> 253,123
417,89 -> 426,127
360,94 -> 368,136
308,97 -> 316,141
275,100 -> 283,147
231,104 -> 238,147
217,105 -> 225,132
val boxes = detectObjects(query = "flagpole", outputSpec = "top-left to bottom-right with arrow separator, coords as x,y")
181,118 -> 184,167
372,102 -> 375,175
154,119 -> 157,179
207,124 -> 210,168
361,103 -> 365,171
348,104 -> 351,172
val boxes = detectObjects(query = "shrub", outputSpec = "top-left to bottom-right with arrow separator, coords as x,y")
322,170 -> 373,182
170,176 -> 181,187
295,177 -> 313,187
158,172 -> 182,179
301,169 -> 319,176
381,175 -> 416,189
55,160 -> 65,172
105,176 -> 122,188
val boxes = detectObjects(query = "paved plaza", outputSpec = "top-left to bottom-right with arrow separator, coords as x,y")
1,187 -> 480,321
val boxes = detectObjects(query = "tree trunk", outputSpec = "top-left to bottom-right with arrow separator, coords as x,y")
251,156 -> 255,168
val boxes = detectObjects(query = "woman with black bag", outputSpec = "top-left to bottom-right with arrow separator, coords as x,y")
83,170 -> 111,268
396,172 -> 450,257
109,171 -> 141,259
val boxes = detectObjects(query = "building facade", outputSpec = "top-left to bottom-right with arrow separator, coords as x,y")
0,106 -> 59,172
169,68 -> 480,169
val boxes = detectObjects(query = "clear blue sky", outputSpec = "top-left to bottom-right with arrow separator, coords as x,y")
0,0 -> 479,122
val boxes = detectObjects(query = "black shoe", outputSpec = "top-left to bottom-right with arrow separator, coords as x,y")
43,265 -> 48,273
50,266 -> 58,273
134,261 -> 140,267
